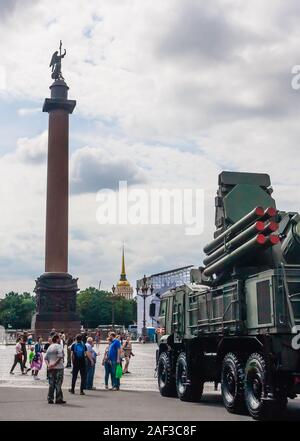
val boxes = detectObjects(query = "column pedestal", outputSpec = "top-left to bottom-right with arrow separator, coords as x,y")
32,273 -> 81,339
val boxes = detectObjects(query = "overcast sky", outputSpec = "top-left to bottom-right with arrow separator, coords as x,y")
0,0 -> 300,295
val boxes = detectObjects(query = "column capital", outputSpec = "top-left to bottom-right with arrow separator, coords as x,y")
43,98 -> 76,114
43,79 -> 76,114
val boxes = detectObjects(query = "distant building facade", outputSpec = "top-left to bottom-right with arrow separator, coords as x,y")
136,265 -> 193,336
115,246 -> 133,300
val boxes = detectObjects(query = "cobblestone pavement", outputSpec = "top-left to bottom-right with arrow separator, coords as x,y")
0,342 -> 158,391
1,343 -> 300,420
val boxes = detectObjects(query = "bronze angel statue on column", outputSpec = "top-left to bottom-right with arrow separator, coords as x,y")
50,40 -> 66,81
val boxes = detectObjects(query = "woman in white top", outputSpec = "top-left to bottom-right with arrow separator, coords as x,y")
122,336 -> 134,374
10,337 -> 25,374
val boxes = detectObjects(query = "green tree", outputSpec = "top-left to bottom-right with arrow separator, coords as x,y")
0,292 -> 36,329
0,287 -> 138,330
114,296 -> 137,328
77,287 -> 137,328
77,287 -> 112,328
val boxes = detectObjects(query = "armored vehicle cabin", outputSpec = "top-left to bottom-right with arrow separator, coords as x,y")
156,171 -> 300,420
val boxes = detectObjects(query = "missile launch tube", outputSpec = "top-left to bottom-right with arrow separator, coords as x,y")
263,221 -> 279,235
203,220 -> 279,267
203,234 -> 276,277
204,206 -> 277,255
203,221 -> 265,266
204,207 -> 264,255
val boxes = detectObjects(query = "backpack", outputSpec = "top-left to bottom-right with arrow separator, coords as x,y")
73,342 -> 85,359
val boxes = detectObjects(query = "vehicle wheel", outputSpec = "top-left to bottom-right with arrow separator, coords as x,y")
244,353 -> 287,420
157,352 -> 177,397
176,352 -> 204,402
221,352 -> 246,414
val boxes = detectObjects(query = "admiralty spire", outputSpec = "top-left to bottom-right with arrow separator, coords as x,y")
115,245 -> 133,300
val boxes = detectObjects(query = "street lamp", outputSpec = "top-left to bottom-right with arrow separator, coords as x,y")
136,275 -> 154,342
111,284 -> 116,330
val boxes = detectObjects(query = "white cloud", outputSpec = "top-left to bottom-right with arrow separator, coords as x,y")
18,107 -> 41,116
15,131 -> 47,164
70,145 -> 145,194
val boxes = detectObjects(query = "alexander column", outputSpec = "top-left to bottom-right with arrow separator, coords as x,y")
33,42 -> 81,338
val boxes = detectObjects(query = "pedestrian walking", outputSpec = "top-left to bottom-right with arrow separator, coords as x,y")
95,331 -> 100,349
20,335 -> 28,371
27,346 -> 35,374
43,337 -> 52,381
85,337 -> 98,390
44,334 -> 66,404
31,336 -> 43,379
102,337 -> 113,390
61,331 -> 66,347
10,337 -> 25,375
108,332 -> 122,391
82,331 -> 88,344
66,335 -> 74,368
27,334 -> 33,349
69,334 -> 87,395
35,336 -> 43,353
122,336 -> 134,374
44,337 -> 52,352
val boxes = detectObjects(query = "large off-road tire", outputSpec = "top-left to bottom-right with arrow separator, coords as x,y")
157,352 -> 177,397
221,352 -> 246,414
176,352 -> 204,402
244,353 -> 288,420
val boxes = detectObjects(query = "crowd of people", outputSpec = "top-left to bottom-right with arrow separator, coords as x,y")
9,330 -> 135,404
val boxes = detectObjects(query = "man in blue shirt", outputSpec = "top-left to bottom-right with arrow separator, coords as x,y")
108,332 -> 121,391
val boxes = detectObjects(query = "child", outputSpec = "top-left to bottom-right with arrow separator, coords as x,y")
28,346 -> 35,374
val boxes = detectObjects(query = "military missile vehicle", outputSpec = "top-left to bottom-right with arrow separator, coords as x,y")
156,171 -> 300,420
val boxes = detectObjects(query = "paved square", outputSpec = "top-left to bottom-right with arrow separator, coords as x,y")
1,342 -> 300,420
0,342 -> 157,391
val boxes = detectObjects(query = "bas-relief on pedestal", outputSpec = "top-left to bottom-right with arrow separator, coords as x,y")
33,273 -> 80,337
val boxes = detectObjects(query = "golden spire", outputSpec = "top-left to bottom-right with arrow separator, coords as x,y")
117,243 -> 130,286
121,244 -> 126,276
